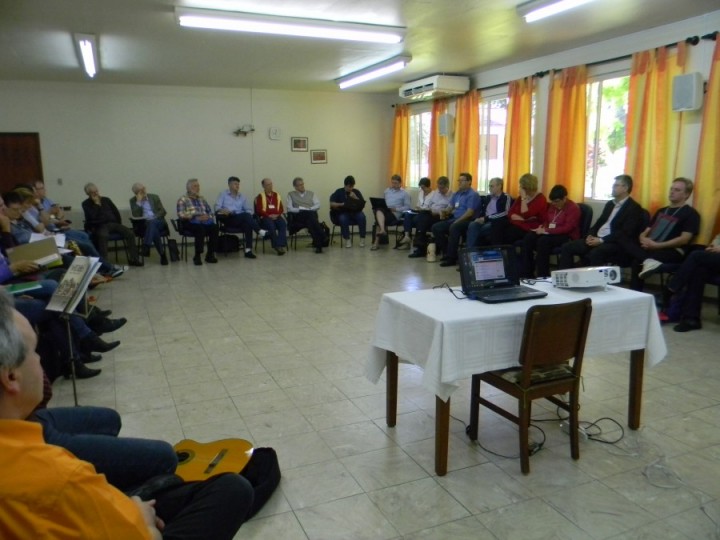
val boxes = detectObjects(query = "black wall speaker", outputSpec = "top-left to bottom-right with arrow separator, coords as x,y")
672,72 -> 704,112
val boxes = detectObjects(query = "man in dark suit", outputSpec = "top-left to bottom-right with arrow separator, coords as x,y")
130,183 -> 169,265
82,183 -> 143,266
559,174 -> 644,268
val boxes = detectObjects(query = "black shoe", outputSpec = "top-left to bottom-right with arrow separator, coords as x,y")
81,352 -> 102,364
673,319 -> 702,332
142,245 -> 151,257
80,333 -> 120,353
245,251 -> 257,259
95,309 -> 112,318
205,255 -> 218,264
160,254 -> 169,266
315,246 -> 323,253
408,252 -> 426,258
128,260 -> 144,267
439,259 -> 457,267
65,359 -> 101,380
193,255 -> 202,266
89,317 -> 127,335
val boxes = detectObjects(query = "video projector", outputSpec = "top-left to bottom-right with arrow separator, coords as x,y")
551,266 -> 621,288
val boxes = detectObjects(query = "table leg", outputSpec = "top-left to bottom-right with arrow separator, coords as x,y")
386,351 -> 398,427
435,396 -> 450,476
628,348 -> 644,430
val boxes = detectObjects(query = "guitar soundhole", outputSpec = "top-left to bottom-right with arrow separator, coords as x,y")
176,451 -> 191,463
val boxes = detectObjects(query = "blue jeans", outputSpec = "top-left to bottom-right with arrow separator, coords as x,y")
33,406 -> 178,491
338,211 -> 367,239
143,217 -> 168,255
466,220 -> 492,248
260,216 -> 288,248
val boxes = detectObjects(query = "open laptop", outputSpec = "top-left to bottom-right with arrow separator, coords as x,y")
369,197 -> 388,210
458,245 -> 547,304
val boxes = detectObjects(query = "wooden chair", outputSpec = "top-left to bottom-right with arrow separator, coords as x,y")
467,298 -> 593,474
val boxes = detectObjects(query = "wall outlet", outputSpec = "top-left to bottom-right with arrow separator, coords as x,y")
560,421 -> 588,441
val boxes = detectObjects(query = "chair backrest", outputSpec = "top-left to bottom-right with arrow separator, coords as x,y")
577,203 -> 593,238
517,298 -> 592,387
171,218 -> 188,236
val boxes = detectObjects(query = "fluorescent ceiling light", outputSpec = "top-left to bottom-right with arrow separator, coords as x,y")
517,0 -> 596,23
337,55 -> 411,90
74,33 -> 99,78
175,7 -> 404,44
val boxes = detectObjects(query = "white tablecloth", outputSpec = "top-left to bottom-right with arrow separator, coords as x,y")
366,282 -> 667,401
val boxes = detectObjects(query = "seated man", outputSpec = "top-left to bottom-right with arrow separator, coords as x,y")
628,177 -> 700,290
559,174 -> 644,269
33,180 -> 73,232
371,174 -> 411,251
254,178 -> 288,256
82,183 -> 143,267
466,177 -> 512,249
286,177 -> 325,254
519,185 -> 580,278
431,172 -> 481,267
215,176 -> 264,259
408,176 -> 453,258
130,183 -> 169,265
329,175 -> 367,248
177,178 -> 219,265
401,177 -> 432,250
666,234 -> 720,332
0,292 -> 253,539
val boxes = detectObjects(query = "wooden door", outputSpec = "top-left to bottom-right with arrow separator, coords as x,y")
0,133 -> 44,193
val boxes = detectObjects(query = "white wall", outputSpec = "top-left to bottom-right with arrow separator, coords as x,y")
0,81 -> 396,224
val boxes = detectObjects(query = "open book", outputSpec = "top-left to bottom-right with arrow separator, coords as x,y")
46,256 -> 102,314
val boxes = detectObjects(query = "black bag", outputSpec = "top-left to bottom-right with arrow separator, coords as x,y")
320,222 -> 330,247
167,239 -> 180,262
216,234 -> 240,253
239,447 -> 281,520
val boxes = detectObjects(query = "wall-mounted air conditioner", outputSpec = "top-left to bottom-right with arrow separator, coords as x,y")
399,75 -> 470,101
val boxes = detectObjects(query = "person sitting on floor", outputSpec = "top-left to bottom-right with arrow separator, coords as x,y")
130,183 -> 169,265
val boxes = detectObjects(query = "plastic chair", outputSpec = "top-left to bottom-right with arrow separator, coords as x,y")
467,298 -> 593,474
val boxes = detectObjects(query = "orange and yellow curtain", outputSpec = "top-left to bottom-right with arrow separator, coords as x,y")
694,38 -> 720,243
429,99 -> 449,183
389,104 -> 410,184
504,77 -> 534,196
543,66 -> 587,202
452,91 -> 480,187
625,44 -> 687,214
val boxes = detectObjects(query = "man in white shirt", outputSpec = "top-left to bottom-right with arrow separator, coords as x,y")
409,176 -> 453,258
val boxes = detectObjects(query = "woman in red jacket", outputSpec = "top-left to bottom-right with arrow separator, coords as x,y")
520,184 -> 581,278
490,173 -> 547,246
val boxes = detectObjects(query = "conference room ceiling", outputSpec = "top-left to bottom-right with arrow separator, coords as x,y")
0,0 -> 717,94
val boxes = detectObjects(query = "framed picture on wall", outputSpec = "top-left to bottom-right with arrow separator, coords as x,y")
310,149 -> 327,164
291,137 -> 308,152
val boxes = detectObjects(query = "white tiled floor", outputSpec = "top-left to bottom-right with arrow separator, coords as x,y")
50,239 -> 720,539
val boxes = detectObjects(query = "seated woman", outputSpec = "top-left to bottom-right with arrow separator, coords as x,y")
371,174 -> 411,250
490,173 -> 547,245
520,185 -> 580,278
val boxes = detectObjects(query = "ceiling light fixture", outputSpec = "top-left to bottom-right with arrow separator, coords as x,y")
516,0 -> 596,23
175,7 -> 405,44
74,33 -> 99,78
336,55 -> 411,90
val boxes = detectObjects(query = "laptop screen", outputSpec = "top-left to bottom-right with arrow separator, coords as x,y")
459,246 -> 518,294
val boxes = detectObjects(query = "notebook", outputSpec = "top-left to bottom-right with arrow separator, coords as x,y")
369,197 -> 388,209
6,237 -> 62,267
458,245 -> 547,304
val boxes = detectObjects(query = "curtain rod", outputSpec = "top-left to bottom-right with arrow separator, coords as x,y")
476,31 -> 716,92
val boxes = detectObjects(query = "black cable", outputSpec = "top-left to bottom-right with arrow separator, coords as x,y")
433,282 -> 467,300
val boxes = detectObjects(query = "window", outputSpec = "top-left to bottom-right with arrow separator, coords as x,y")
477,97 -> 508,193
407,110 -> 431,187
585,75 -> 629,200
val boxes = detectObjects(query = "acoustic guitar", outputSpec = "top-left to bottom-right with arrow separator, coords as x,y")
173,438 -> 254,482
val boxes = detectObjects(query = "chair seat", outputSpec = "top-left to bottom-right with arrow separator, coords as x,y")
496,363 -> 574,385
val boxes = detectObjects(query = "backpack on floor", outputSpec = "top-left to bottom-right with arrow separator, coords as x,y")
320,222 -> 330,247
167,239 -> 180,262
216,234 -> 241,254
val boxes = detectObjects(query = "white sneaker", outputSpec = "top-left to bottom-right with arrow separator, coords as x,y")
259,229 -> 268,238
345,239 -> 352,248
398,235 -> 410,246
359,239 -> 366,248
639,258 -> 662,279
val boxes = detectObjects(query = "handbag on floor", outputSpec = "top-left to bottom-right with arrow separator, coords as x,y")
167,239 -> 180,262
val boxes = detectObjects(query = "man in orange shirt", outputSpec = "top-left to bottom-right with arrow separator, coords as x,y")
0,290 -> 252,539
255,178 -> 288,255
